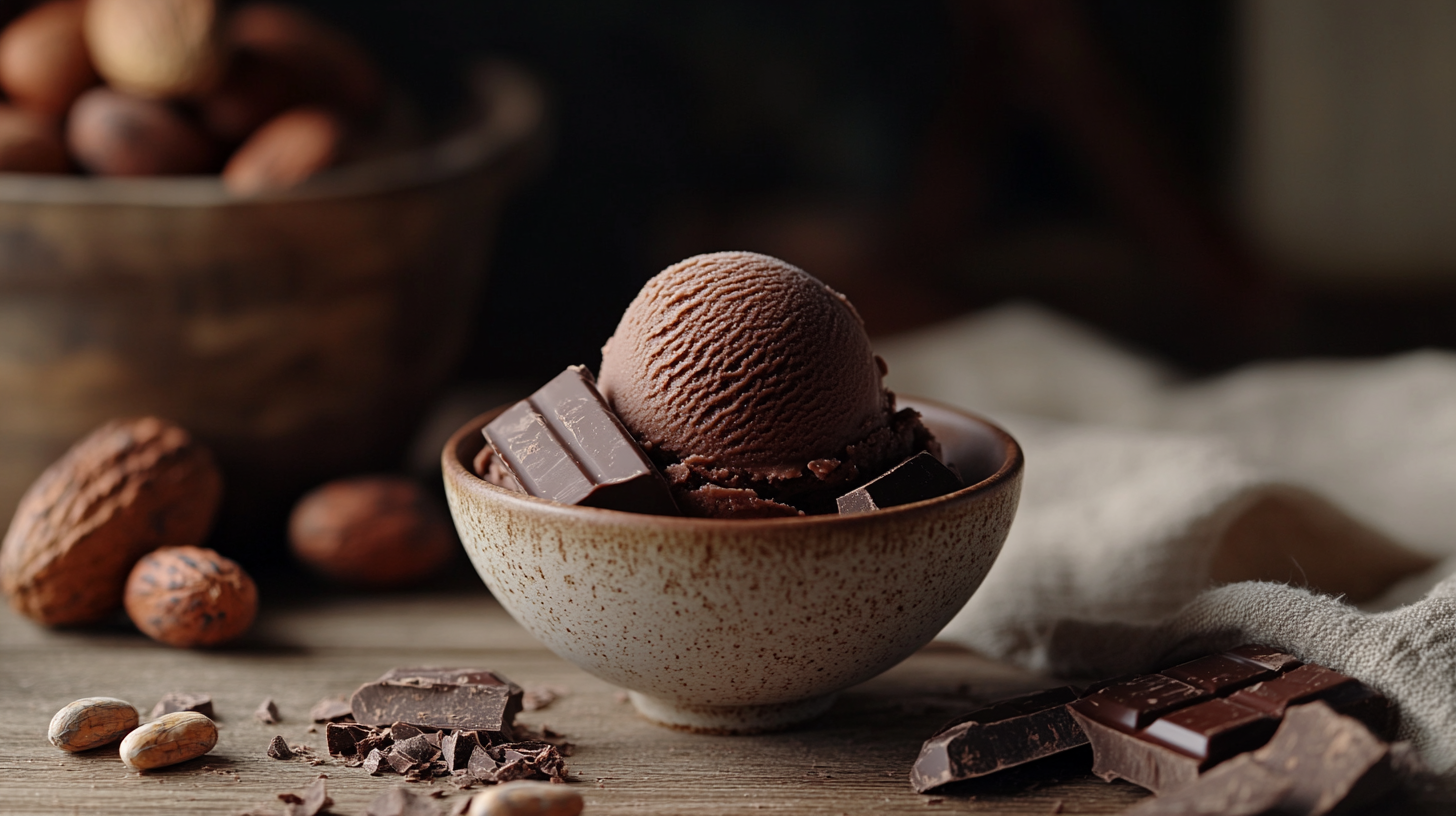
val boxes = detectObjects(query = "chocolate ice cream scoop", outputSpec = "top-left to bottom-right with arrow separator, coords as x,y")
598,251 -> 937,518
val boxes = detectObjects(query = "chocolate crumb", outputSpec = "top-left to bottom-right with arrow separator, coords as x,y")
267,735 -> 294,760
255,698 -> 281,725
151,691 -> 215,719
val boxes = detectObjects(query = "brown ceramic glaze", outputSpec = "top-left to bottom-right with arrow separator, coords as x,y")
442,398 -> 1023,733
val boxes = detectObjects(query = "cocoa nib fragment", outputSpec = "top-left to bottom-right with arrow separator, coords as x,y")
267,735 -> 294,760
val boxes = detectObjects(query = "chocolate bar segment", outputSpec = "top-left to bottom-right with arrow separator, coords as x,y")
1068,647 -> 1388,796
837,452 -> 962,514
1224,644 -> 1301,672
483,366 -> 679,516
350,667 -> 524,734
1072,674 -> 1208,731
1126,703 -> 1396,816
910,686 -> 1088,792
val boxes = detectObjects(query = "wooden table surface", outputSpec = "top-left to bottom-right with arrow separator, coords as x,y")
0,588 -> 1442,815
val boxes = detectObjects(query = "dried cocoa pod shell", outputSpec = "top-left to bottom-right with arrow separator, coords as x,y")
118,711 -> 217,770
125,545 -> 257,647
0,417 -> 223,626
48,697 -> 140,752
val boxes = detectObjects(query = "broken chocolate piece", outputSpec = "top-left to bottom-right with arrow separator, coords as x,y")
482,366 -> 679,515
1067,647 -> 1388,795
467,747 -> 499,782
366,787 -> 442,816
255,698 -> 281,725
521,685 -> 565,712
350,667 -> 524,734
1224,644 -> 1302,673
390,722 -> 427,741
267,735 -> 294,760
837,451 -> 963,514
487,741 -> 567,783
326,722 -> 374,758
441,731 -> 475,772
910,686 -> 1088,792
310,697 -> 353,723
1126,703 -> 1396,816
364,748 -> 392,775
394,734 -> 441,764
278,775 -> 332,816
151,691 -> 214,719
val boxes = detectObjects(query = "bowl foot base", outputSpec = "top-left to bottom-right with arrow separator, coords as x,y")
627,692 -> 837,734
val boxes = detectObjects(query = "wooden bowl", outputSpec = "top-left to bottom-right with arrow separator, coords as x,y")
0,62 -> 544,526
443,397 -> 1023,733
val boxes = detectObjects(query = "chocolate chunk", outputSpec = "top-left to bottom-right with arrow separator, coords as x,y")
366,787 -> 442,816
486,741 -> 567,783
837,451 -> 963,514
394,734 -> 441,764
151,691 -> 214,719
267,735 -> 294,760
310,697 -> 353,723
326,722 -> 375,758
1067,647 -> 1388,795
364,747 -> 392,775
1072,674 -> 1208,731
911,687 -> 1087,792
1126,703 -> 1395,816
482,366 -> 679,515
278,775 -> 332,816
441,731 -> 475,772
467,747 -> 499,782
387,749 -> 421,775
389,722 -> 427,741
350,667 -> 524,734
255,698 -> 281,725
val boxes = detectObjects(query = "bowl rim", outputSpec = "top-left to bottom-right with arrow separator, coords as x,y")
441,394 -> 1023,531
0,61 -> 544,208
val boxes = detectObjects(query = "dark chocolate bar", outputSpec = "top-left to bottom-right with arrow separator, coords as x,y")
483,366 -> 679,515
910,686 -> 1088,792
1068,647 -> 1388,795
349,667 -> 524,734
837,451 -> 962,514
1126,702 -> 1396,816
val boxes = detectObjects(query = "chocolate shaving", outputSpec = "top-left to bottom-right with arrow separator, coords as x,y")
278,775 -> 332,816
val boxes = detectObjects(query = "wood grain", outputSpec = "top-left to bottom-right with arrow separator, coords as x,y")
0,592 -> 1443,815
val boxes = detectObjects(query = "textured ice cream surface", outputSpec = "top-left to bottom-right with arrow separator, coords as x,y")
598,251 -> 939,518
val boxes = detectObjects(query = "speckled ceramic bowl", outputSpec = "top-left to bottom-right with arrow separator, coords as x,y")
442,398 -> 1022,733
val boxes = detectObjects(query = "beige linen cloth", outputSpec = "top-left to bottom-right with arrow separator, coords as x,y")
878,303 -> 1456,773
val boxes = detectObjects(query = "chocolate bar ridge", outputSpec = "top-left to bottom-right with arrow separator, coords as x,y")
483,366 -> 679,515
911,686 -> 1087,792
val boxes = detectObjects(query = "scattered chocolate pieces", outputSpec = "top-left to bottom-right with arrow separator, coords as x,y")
366,787 -> 442,816
255,698 -> 281,725
482,366 -> 680,515
310,697 -> 353,723
1126,703 -> 1398,816
1067,647 -> 1387,795
326,722 -> 374,758
837,451 -> 963,514
150,691 -> 214,719
267,735 -> 294,760
911,687 -> 1088,792
350,668 -> 523,734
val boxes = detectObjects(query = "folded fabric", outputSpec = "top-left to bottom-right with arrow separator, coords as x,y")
878,303 -> 1455,770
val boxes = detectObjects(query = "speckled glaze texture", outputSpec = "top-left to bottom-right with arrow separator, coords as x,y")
442,398 -> 1022,733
